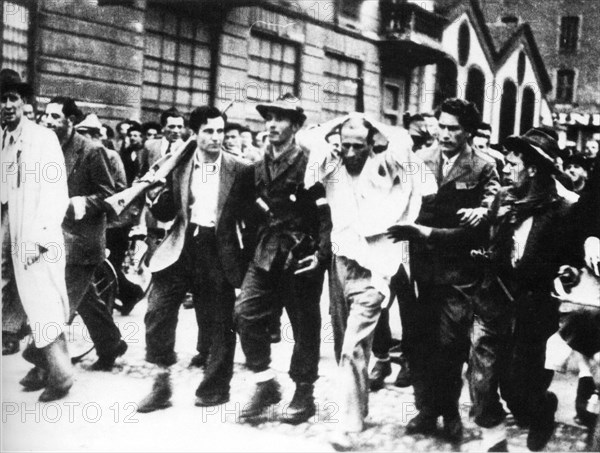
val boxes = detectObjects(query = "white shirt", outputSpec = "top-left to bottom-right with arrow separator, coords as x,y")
161,137 -> 183,158
1,123 -> 23,204
511,216 -> 533,267
188,151 -> 221,227
441,151 -> 459,178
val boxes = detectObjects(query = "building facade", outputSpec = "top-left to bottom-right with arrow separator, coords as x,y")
1,0 -> 552,144
478,0 -> 600,149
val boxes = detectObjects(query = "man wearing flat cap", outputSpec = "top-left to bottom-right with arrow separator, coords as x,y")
1,68 -> 73,401
468,127 -> 581,451
235,93 -> 332,425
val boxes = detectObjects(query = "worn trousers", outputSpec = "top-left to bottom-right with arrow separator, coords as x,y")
66,264 -> 123,357
329,255 -> 385,433
145,226 -> 236,397
408,284 -> 473,417
470,312 -> 555,428
235,261 -> 324,384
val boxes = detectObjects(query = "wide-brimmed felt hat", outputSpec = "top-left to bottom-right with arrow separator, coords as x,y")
0,68 -> 32,98
256,93 -> 306,126
75,113 -> 103,133
504,127 -> 561,174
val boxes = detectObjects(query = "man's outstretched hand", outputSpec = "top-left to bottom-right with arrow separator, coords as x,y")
387,223 -> 432,242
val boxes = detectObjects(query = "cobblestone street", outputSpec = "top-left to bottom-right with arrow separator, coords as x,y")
2,292 -> 592,452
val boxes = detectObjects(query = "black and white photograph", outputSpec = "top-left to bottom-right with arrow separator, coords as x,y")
1,0 -> 600,451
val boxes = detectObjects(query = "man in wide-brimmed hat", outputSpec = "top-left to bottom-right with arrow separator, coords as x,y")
468,127 -> 581,451
235,93 -> 332,425
1,68 -> 74,401
564,153 -> 591,194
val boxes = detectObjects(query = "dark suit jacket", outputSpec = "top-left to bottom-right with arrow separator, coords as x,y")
148,144 -> 255,288
411,144 -> 500,285
62,131 -> 116,265
136,138 -> 164,179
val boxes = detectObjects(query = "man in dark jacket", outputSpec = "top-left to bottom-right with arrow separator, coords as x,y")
235,93 -> 332,425
137,106 -> 255,411
469,128 -> 579,451
40,97 -> 127,371
388,98 -> 499,442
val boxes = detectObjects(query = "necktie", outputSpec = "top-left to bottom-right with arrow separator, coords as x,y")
165,141 -> 172,155
442,156 -> 453,178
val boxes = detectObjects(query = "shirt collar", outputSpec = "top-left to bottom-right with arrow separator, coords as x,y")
5,118 -> 25,146
265,139 -> 300,166
194,148 -> 222,169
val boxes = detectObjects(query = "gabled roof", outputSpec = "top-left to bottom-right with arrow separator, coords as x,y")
492,22 -> 552,93
439,0 -> 552,94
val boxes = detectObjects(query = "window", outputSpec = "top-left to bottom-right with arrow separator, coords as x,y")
142,7 -> 212,121
556,69 -> 575,103
465,67 -> 485,116
559,16 -> 579,53
499,79 -> 517,141
458,22 -> 470,66
1,1 -> 31,82
517,51 -> 526,85
322,53 -> 363,119
434,58 -> 457,108
247,33 -> 299,103
340,0 -> 362,19
383,80 -> 407,126
520,86 -> 536,134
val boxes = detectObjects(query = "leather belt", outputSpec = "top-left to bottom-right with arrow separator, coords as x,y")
188,223 -> 215,237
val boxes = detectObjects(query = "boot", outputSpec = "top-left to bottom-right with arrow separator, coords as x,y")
393,354 -> 412,388
405,411 -> 437,435
19,366 -> 48,391
240,378 -> 282,422
281,383 -> 316,424
137,371 -> 173,413
575,376 -> 597,428
369,360 -> 392,391
90,340 -> 128,371
2,331 -> 20,355
443,411 -> 464,443
39,333 -> 74,402
527,391 -> 558,451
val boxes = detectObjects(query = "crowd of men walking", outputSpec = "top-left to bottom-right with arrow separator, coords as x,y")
2,65 -> 600,452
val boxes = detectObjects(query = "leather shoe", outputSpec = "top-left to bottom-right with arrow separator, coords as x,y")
369,360 -> 392,392
443,413 -> 463,442
189,353 -> 208,368
329,431 -> 360,452
38,377 -> 73,402
240,378 -> 282,422
405,412 -> 437,435
527,392 -> 558,451
194,393 -> 229,407
393,355 -> 411,388
20,367 -> 48,391
90,340 -> 128,371
2,333 -> 20,355
487,439 -> 508,452
280,383 -> 316,425
137,372 -> 172,413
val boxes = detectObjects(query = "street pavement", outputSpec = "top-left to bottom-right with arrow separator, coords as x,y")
1,291 -> 591,452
